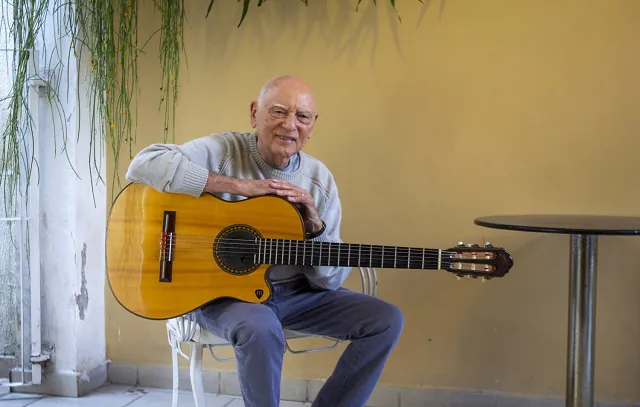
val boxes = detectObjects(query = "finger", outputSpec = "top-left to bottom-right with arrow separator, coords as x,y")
269,180 -> 297,190
287,194 -> 314,205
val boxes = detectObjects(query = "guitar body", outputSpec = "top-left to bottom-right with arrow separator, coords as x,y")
106,183 -> 305,320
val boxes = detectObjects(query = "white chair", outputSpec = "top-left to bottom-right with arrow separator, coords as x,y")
166,267 -> 379,407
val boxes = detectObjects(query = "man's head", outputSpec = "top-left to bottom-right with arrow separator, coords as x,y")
250,75 -> 318,168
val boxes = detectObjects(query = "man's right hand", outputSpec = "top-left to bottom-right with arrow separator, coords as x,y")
204,172 -> 277,197
237,179 -> 278,197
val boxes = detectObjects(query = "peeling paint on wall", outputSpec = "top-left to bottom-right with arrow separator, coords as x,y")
75,243 -> 89,320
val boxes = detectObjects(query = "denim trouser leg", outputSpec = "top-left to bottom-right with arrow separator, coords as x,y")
195,278 -> 404,407
195,300 -> 285,407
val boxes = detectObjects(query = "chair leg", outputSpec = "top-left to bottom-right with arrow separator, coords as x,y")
171,344 -> 179,407
190,343 -> 206,407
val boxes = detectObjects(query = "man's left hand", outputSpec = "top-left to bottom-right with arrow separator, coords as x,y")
269,180 -> 323,234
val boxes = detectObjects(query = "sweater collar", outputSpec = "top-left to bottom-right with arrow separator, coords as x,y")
249,132 -> 304,181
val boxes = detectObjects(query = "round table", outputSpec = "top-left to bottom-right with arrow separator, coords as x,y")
474,215 -> 640,407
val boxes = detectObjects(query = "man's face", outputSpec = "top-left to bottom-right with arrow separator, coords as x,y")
250,79 -> 318,165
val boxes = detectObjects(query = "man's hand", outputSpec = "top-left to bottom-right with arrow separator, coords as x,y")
204,173 -> 277,197
269,180 -> 323,235
237,179 -> 279,197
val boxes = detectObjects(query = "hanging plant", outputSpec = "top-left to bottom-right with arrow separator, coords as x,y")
0,0 -> 414,208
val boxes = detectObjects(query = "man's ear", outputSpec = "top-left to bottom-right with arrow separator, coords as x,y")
249,101 -> 258,128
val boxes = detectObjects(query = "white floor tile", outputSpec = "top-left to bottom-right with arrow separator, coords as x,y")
0,392 -> 45,407
0,385 -> 310,407
127,389 -> 236,407
25,385 -> 145,406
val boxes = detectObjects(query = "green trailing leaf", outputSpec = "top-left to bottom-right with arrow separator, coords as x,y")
237,0 -> 251,28
205,0 -> 215,18
390,0 -> 401,21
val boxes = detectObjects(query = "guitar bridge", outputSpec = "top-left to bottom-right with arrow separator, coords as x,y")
159,211 -> 176,283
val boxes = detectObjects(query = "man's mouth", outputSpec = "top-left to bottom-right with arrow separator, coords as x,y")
277,135 -> 296,143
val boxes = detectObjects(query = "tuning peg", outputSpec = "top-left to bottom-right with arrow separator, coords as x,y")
484,241 -> 493,248
457,241 -> 465,248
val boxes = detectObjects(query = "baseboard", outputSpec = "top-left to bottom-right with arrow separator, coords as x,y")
106,362 -> 638,407
13,363 -> 108,398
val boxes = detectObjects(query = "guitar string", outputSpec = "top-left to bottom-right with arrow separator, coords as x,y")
156,244 -> 462,257
154,244 -> 490,266
155,249 -> 454,268
156,237 -> 461,255
155,248 -> 464,261
157,234 -> 478,254
157,241 -> 459,254
153,250 -> 486,271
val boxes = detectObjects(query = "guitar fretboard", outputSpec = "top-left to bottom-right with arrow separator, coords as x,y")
253,238 -> 451,270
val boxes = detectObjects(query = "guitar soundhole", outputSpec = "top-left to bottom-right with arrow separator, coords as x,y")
213,225 -> 262,276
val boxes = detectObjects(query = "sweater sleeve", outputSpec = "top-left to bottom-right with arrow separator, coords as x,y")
125,134 -> 229,197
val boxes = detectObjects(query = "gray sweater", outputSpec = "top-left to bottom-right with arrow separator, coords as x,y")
125,131 -> 352,290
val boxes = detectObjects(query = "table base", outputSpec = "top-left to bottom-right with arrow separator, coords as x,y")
567,234 -> 597,407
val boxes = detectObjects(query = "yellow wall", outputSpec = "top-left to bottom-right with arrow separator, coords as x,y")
106,0 -> 640,402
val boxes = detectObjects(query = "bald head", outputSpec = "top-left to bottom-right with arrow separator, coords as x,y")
256,75 -> 316,109
250,75 -> 319,168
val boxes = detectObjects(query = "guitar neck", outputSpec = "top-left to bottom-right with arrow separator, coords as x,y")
256,238 -> 449,270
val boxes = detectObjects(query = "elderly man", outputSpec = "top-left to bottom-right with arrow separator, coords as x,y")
125,75 -> 404,407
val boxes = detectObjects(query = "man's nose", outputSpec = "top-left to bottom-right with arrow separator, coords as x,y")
281,114 -> 296,131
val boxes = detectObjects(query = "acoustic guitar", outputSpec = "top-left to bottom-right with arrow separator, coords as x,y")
106,183 -> 513,320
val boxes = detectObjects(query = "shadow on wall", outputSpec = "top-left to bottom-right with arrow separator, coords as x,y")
190,0 -> 448,70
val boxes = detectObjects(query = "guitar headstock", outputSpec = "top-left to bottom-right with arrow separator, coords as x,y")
443,242 -> 513,281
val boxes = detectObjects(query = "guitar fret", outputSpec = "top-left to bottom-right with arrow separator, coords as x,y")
255,238 -> 259,264
422,248 -> 425,269
408,248 -> 411,268
382,246 -> 385,268
369,245 -> 372,267
394,247 -> 397,268
263,239 -> 266,264
319,242 -> 322,266
303,241 -> 306,265
311,241 -> 314,266
358,245 -> 361,266
296,241 -> 298,264
338,245 -> 341,267
348,245 -> 351,267
328,243 -> 331,266
288,240 -> 291,264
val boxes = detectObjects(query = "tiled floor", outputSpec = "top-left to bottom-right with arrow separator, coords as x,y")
0,384 -> 309,406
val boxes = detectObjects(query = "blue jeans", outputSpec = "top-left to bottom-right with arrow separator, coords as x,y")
194,276 -> 404,407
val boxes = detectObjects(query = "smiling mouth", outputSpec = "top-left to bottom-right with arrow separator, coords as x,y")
277,135 -> 296,143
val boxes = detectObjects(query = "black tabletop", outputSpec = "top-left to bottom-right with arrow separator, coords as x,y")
474,214 -> 640,235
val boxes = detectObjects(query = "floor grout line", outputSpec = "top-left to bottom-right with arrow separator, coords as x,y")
120,393 -> 146,407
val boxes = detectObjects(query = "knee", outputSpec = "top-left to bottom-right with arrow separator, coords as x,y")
378,302 -> 404,341
231,316 -> 285,351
